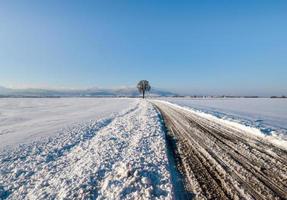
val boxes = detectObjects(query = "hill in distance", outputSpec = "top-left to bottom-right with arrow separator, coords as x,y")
0,86 -> 176,97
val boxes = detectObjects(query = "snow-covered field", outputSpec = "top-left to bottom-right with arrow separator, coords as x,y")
0,98 -> 137,149
0,98 -> 173,199
2,97 -> 286,199
160,97 -> 287,141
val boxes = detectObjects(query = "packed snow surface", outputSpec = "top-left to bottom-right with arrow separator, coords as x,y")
152,100 -> 287,199
0,98 -> 173,199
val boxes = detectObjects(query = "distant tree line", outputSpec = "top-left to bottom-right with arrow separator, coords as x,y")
270,95 -> 286,98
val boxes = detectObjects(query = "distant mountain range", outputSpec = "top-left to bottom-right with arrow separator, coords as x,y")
0,86 -> 176,97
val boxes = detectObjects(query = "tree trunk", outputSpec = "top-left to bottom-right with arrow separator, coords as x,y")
142,90 -> 145,99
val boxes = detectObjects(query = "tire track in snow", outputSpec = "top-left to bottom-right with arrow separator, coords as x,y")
152,100 -> 287,200
155,107 -> 194,200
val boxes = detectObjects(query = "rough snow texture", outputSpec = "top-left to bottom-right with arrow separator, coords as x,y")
0,99 -> 172,199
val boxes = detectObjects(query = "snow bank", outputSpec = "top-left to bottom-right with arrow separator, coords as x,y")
0,99 -> 173,199
154,100 -> 287,150
160,97 -> 287,140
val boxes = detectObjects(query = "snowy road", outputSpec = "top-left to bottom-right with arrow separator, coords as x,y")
152,100 -> 287,200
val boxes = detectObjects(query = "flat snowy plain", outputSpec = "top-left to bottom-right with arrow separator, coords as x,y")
0,98 -> 172,199
0,98 -> 137,149
161,97 -> 287,142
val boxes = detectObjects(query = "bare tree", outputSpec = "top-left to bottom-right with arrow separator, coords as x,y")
137,80 -> 151,99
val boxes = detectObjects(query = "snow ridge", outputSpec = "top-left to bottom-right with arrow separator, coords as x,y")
154,100 -> 287,150
0,100 -> 172,199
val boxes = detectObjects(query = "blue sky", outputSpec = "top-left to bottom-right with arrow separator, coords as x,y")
0,0 -> 286,95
